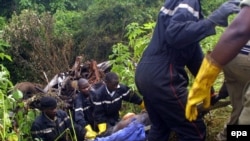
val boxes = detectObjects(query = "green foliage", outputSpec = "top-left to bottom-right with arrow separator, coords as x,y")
19,0 -> 79,13
201,0 -> 226,16
75,0 -> 158,61
53,10 -> 83,37
0,0 -> 15,18
0,45 -> 39,140
0,37 -> 32,141
4,10 -> 75,83
0,43 -> 16,140
109,22 -> 154,90
0,17 -> 10,62
0,31 -> 11,62
0,17 -> 6,30
16,107 -> 40,141
109,22 -> 154,114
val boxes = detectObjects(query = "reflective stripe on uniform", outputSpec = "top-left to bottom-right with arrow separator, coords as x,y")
75,106 -> 90,112
31,128 -> 53,135
93,90 -> 130,105
160,3 -> 199,19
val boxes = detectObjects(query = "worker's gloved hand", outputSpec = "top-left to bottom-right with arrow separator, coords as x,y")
85,124 -> 97,139
208,1 -> 240,27
85,131 -> 97,139
186,55 -> 221,121
97,123 -> 107,135
140,100 -> 145,110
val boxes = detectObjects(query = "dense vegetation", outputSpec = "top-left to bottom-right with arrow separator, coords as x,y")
0,0 -> 234,140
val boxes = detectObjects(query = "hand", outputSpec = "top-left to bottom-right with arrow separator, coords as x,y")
185,55 -> 221,121
85,124 -> 97,139
139,100 -> 145,110
97,123 -> 107,135
208,1 -> 240,27
185,82 -> 211,121
85,130 -> 97,139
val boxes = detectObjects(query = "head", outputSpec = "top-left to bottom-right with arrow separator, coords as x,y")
78,78 -> 90,95
40,96 -> 57,120
104,72 -> 119,92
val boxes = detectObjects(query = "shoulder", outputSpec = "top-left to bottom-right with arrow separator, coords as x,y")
117,84 -> 130,91
31,115 -> 44,127
56,109 -> 68,117
75,92 -> 83,99
164,0 -> 200,9
92,85 -> 106,97
94,84 -> 105,93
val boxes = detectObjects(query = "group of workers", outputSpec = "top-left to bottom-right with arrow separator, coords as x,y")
30,0 -> 250,140
30,72 -> 145,141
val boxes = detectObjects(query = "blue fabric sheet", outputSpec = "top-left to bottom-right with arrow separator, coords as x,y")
94,121 -> 146,141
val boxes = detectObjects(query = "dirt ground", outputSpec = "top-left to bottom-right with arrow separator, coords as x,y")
204,102 -> 232,141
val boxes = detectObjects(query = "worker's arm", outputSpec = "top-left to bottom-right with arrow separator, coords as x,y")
211,5 -> 250,66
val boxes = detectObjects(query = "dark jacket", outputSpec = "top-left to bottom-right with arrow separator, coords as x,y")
93,84 -> 142,126
30,110 -> 72,141
136,0 -> 217,92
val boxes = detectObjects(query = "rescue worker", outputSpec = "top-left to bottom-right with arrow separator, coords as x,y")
134,0 -> 239,140
93,72 -> 144,136
74,78 -> 98,140
186,1 -> 250,140
30,96 -> 85,141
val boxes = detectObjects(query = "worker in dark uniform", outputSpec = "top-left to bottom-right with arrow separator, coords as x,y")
93,72 -> 144,136
30,96 -> 84,141
74,78 -> 97,140
186,2 -> 250,141
134,0 -> 239,140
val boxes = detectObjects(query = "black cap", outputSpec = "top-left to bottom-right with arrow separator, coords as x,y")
40,96 -> 57,109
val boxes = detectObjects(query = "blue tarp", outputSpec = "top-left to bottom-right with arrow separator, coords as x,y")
94,121 -> 146,141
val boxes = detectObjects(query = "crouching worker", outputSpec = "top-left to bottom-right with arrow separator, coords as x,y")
74,78 -> 98,140
92,72 -> 145,137
30,96 -> 85,141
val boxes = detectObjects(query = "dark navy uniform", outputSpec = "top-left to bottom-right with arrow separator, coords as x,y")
135,0 -> 216,141
74,89 -> 96,130
31,110 -> 72,141
93,84 -> 142,127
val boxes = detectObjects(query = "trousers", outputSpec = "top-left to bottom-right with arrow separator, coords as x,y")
216,53 -> 250,141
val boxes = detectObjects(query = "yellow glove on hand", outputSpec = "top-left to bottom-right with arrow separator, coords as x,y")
186,55 -> 221,121
140,100 -> 145,110
85,124 -> 97,139
97,123 -> 107,135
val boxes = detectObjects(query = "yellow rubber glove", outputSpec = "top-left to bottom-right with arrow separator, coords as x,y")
85,124 -> 97,139
97,123 -> 107,135
140,100 -> 145,110
186,55 -> 221,121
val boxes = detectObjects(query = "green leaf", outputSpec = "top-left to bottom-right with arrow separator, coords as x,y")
12,90 -> 23,100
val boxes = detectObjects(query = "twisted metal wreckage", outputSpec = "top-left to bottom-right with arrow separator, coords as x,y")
14,55 -> 112,110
